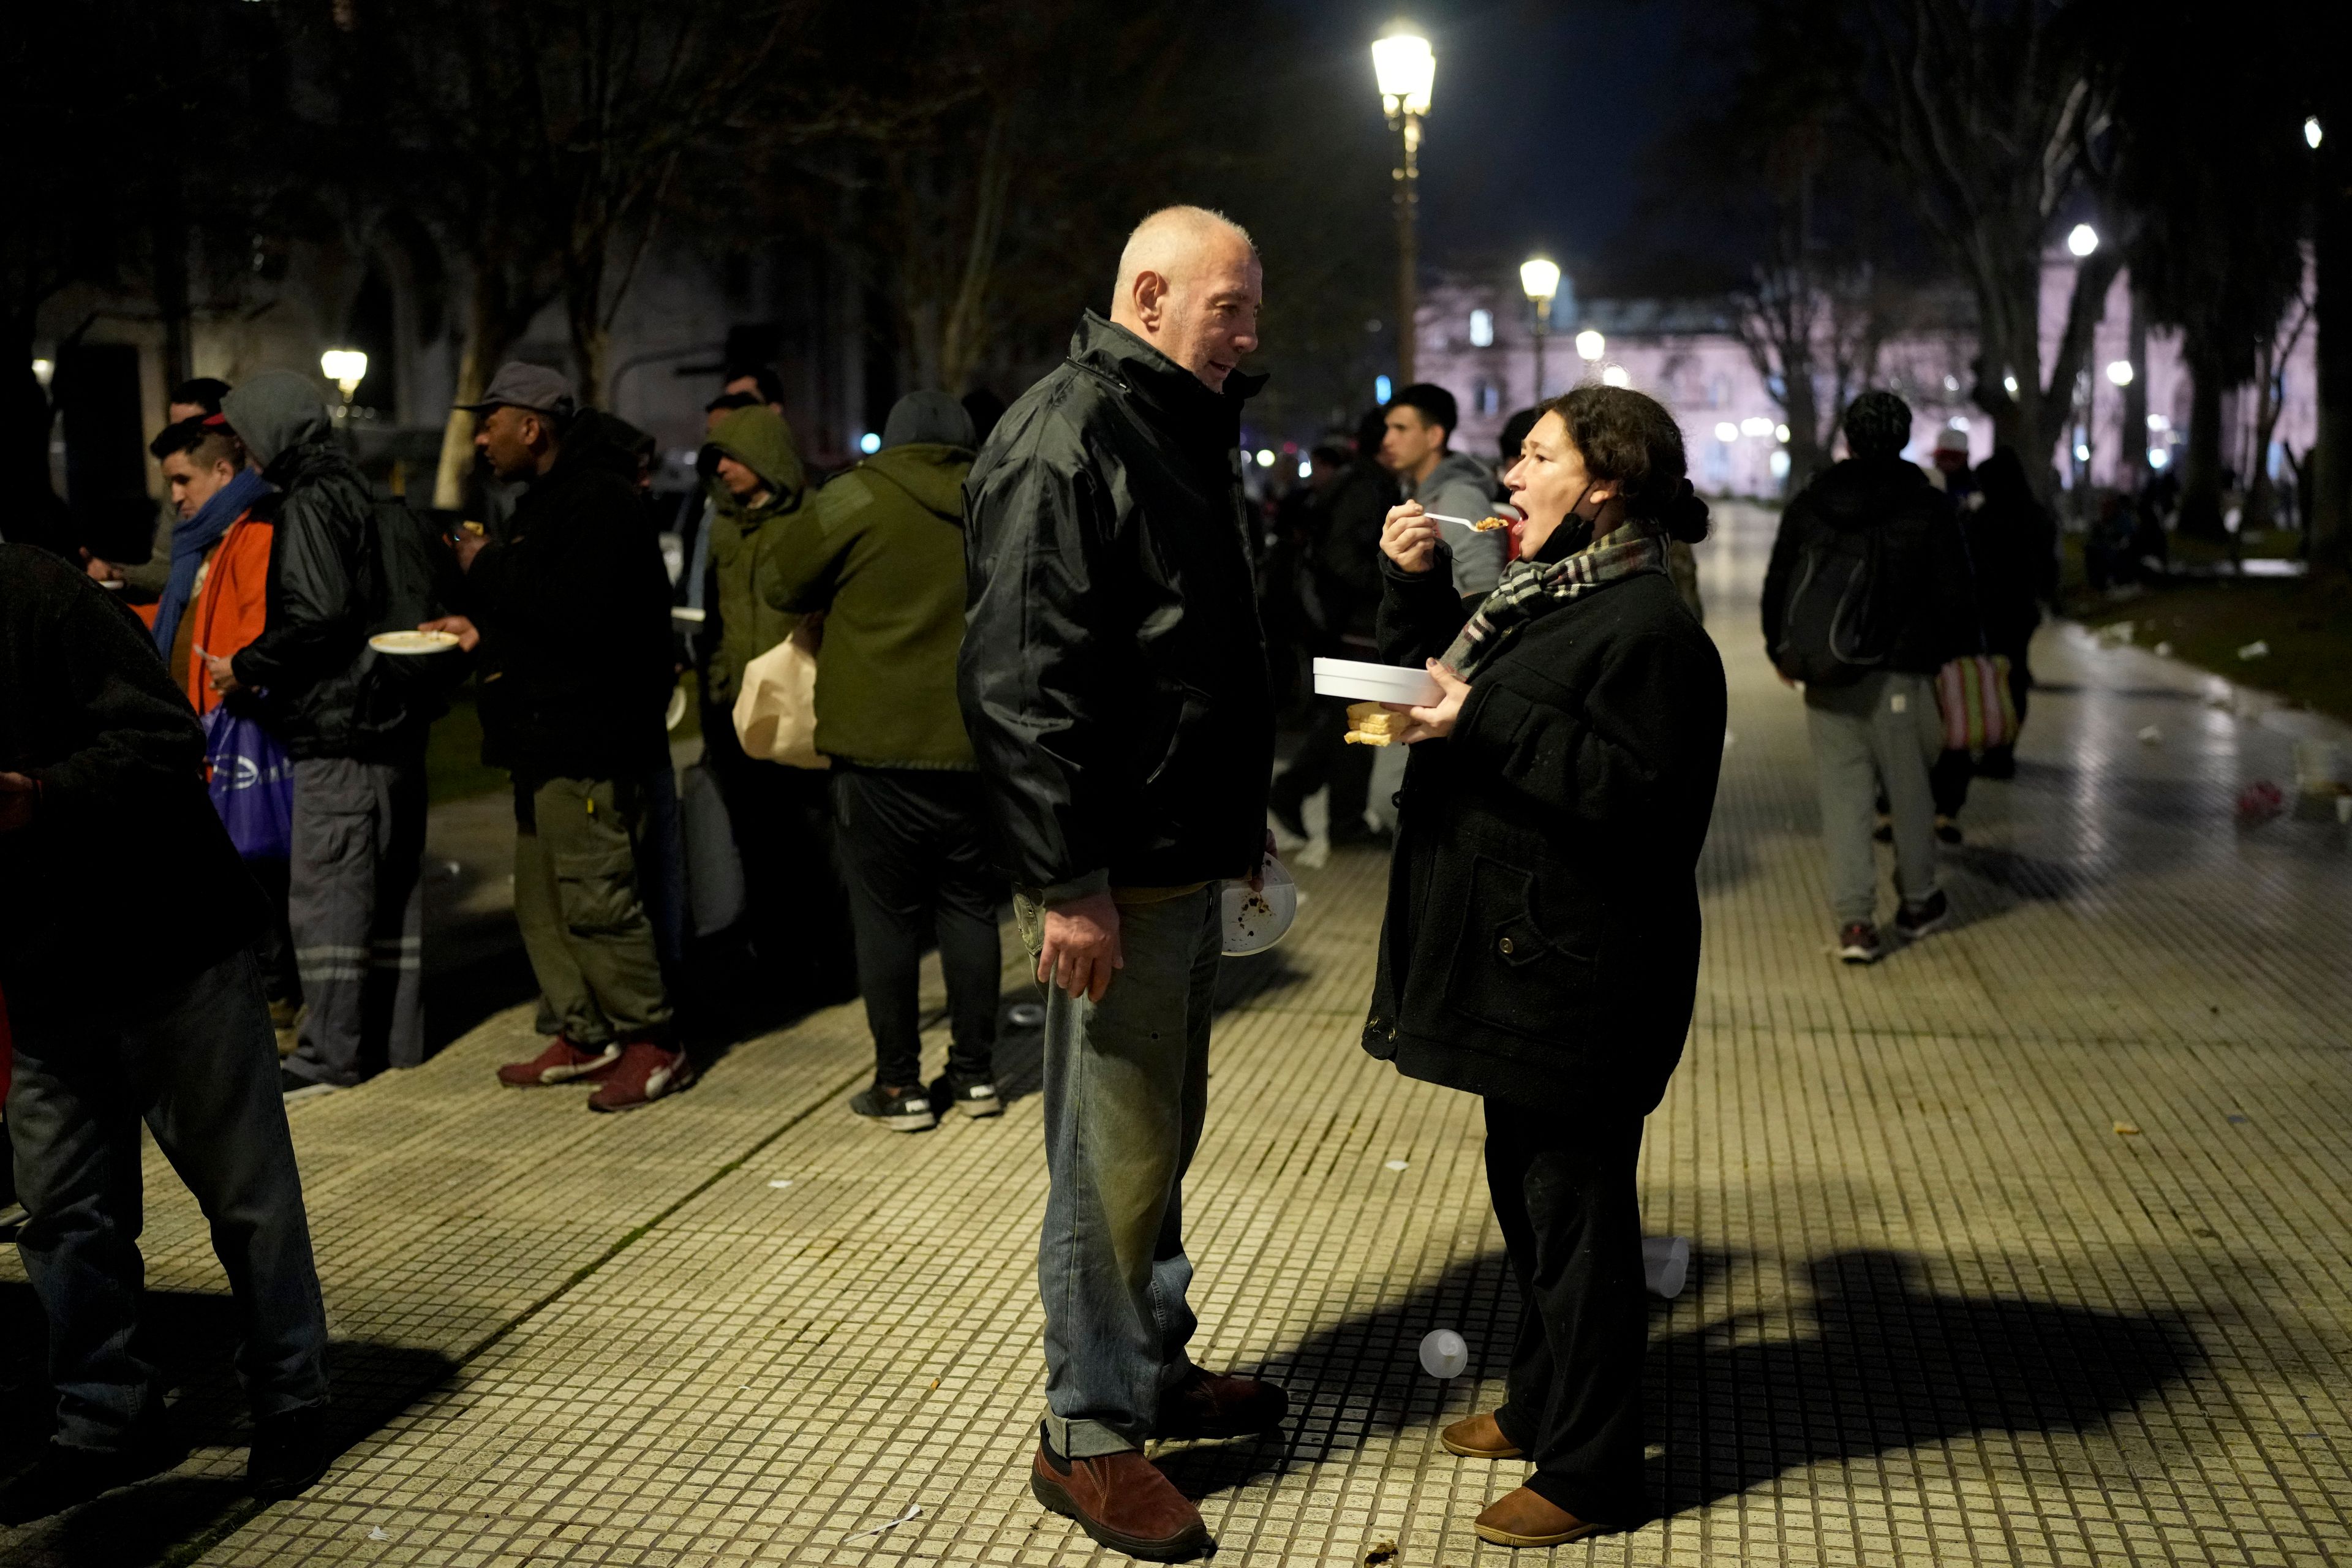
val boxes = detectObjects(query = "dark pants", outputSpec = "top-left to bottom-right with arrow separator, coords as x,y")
1272,696 -> 1373,834
284,753 -> 426,1085
245,856 -> 301,1011
513,774 -> 674,1047
1485,1098 -> 1648,1526
832,768 -> 1001,1089
6,949 -> 330,1450
700,706 -> 855,993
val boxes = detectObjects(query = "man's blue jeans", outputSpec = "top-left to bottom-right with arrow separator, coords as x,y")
7,947 -> 331,1450
1019,885 -> 1221,1458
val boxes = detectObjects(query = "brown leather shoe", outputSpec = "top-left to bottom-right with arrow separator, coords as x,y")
1441,1410 -> 1524,1460
1474,1486 -> 1604,1547
1030,1441 -> 1213,1561
1153,1366 -> 1288,1439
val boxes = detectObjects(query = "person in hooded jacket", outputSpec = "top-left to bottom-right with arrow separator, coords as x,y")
421,365 -> 685,1112
1383,383 -> 1507,600
1761,390 -> 1975,965
214,371 -> 428,1089
696,404 -> 854,999
962,205 -> 1283,1562
759,391 -> 1001,1131
0,543 -> 332,1521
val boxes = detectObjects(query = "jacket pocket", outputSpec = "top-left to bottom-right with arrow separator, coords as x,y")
1442,854 -> 1601,1041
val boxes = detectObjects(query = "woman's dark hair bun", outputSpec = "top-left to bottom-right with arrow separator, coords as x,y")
1661,478 -> 1711,543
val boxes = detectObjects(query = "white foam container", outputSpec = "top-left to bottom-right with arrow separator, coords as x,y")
1313,657 -> 1441,706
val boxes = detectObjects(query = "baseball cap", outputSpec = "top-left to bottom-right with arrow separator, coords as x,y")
457,361 -> 576,421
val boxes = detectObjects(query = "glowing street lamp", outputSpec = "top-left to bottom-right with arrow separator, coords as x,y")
2066,223 -> 2099,258
2106,360 -> 2135,388
2307,116 -> 2324,150
1520,256 -> 1560,400
1373,26 -> 1435,384
319,347 -> 369,407
1575,328 -> 1605,363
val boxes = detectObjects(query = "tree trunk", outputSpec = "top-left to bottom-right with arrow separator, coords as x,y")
2118,286 -> 2148,486
2312,160 -> 2352,564
433,329 -> 490,513
2177,331 -> 2228,540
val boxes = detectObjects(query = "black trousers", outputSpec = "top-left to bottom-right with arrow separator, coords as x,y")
245,855 -> 301,1011
1485,1098 -> 1649,1525
1272,697 -> 1373,832
701,706 -> 856,994
831,768 -> 1003,1090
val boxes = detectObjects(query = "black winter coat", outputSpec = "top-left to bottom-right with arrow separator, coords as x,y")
960,312 -> 1273,896
1362,545 -> 1726,1116
229,439 -> 393,758
1760,456 -> 1976,678
464,442 -> 675,782
0,545 -> 263,1003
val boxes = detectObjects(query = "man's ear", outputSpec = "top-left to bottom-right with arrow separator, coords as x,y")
1131,269 -> 1170,330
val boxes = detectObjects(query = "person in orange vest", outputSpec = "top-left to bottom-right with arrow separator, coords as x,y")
145,415 -> 303,1051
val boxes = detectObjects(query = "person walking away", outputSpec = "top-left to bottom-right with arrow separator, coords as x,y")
698,403 -> 856,1000
962,206 -> 1287,1561
147,415 -> 303,1049
1268,411 -> 1396,848
215,371 -> 430,1088
1762,390 -> 1975,964
426,366 -> 686,1111
1366,387 -> 1725,1547
761,390 -> 1002,1131
0,543 -> 333,1521
1381,383 -> 1506,600
1959,447 -> 2052,780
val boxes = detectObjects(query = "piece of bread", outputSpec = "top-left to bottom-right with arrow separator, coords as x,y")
1344,701 -> 1401,745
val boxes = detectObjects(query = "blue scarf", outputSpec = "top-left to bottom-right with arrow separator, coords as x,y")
151,467 -> 270,659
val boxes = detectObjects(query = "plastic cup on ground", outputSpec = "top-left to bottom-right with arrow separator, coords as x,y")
1642,1235 -> 1691,1299
1419,1329 -> 1468,1379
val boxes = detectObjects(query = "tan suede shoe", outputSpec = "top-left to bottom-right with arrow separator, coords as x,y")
1440,1411 -> 1524,1460
1474,1486 -> 1604,1547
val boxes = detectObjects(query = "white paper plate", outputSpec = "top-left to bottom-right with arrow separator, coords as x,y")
368,630 -> 461,655
1222,855 -> 1297,957
1312,657 -> 1440,706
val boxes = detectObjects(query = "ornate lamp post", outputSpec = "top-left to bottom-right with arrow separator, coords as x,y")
1373,27 -> 1434,386
1519,257 -> 1560,402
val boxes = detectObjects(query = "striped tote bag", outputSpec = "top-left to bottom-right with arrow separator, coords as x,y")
1936,653 -> 2018,754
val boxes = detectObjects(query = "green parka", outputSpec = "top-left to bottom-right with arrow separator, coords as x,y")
760,443 -> 975,769
699,405 -> 808,707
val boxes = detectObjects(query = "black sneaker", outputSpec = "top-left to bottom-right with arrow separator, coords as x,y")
1934,815 -> 1963,845
850,1085 -> 937,1133
941,1077 -> 1003,1119
1895,889 -> 1950,939
1836,922 -> 1885,965
249,1403 -> 332,1501
0,1433 -> 188,1526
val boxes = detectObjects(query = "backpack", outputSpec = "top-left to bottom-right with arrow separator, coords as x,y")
1773,519 -> 1886,687
349,499 -> 467,741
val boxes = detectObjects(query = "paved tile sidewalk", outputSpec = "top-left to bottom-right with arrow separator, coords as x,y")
3,502 -> 2349,1566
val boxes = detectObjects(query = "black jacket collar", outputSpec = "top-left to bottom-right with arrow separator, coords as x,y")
1067,311 -> 1265,450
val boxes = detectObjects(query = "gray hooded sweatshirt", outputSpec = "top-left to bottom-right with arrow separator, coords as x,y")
1404,449 -> 1506,598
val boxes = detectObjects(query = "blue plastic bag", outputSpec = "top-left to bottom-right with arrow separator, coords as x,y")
203,704 -> 295,861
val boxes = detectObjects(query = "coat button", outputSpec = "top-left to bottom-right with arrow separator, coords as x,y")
1498,936 -> 1515,956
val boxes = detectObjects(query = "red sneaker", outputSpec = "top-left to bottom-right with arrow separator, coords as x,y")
497,1038 -> 622,1087
586,1041 -> 695,1114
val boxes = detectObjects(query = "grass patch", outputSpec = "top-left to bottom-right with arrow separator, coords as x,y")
2068,570 -> 2352,724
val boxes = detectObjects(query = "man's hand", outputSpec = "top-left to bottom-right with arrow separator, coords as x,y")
1038,891 -> 1123,1003
82,554 -> 124,584
0,771 -> 36,834
1380,502 -> 1442,575
1248,828 -> 1276,892
421,615 -> 481,653
198,646 -> 243,695
1381,659 -> 1471,744
453,530 -> 490,572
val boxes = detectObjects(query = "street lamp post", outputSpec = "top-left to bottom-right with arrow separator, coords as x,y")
1373,28 -> 1434,386
320,348 -> 368,445
1520,257 -> 1560,403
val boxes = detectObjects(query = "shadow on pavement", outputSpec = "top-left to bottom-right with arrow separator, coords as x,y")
0,1286 -> 457,1564
1157,1246 -> 2199,1519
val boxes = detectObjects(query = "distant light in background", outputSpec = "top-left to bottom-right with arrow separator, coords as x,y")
2149,448 -> 2171,469
2074,442 -> 2090,461
1774,423 -> 1790,442
2066,223 -> 2098,257
1740,416 -> 1773,437
1943,375 -> 1960,392
1714,421 -> 1739,443
2003,372 -> 2020,396
1254,448 -> 1275,468
1297,459 -> 1313,480
319,347 -> 368,400
858,431 -> 881,454
2106,360 -> 2135,387
2307,116 -> 2324,150
1948,415 -> 1970,431
1375,374 -> 1393,403
2147,413 -> 2171,432
31,358 -> 53,387
1517,258 -> 1561,303
1371,29 -> 1436,115
1468,308 -> 1494,347
1574,329 -> 1605,362
1601,365 -> 1630,388
1770,450 -> 1791,480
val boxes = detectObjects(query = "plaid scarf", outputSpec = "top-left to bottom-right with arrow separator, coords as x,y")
1440,520 -> 1670,680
